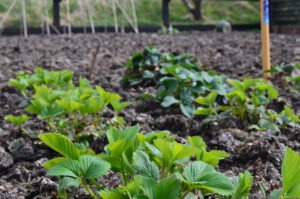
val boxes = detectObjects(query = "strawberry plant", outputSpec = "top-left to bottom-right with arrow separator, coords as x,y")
268,63 -> 300,93
194,78 -> 299,132
260,148 -> 300,199
6,68 -> 131,140
226,78 -> 279,129
39,133 -> 111,199
123,47 -> 229,118
40,126 -> 253,198
8,67 -> 74,98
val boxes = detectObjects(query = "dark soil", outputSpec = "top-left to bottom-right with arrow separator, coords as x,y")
0,32 -> 299,199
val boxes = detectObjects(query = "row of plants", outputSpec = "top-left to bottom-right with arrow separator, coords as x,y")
122,47 -> 300,132
6,67 -> 131,141
39,127 -> 300,199
4,55 -> 300,198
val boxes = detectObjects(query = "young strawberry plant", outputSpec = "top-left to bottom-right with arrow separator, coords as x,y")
98,126 -> 253,199
268,63 -> 300,93
260,148 -> 300,199
39,133 -> 111,199
39,126 -> 253,198
6,68 -> 131,140
123,47 -> 229,118
194,78 -> 299,132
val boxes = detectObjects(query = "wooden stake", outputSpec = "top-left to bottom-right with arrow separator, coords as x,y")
260,0 -> 271,78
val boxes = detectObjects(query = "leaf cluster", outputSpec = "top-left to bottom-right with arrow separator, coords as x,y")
261,148 -> 300,199
195,78 -> 300,131
40,127 -> 253,199
123,48 -> 299,131
268,63 -> 300,93
123,47 -> 229,118
6,68 -> 131,140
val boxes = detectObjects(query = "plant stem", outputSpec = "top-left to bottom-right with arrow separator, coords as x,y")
21,127 -> 31,138
90,179 -> 103,190
48,119 -> 58,132
180,190 -> 190,199
81,179 -> 97,199
120,160 -> 128,185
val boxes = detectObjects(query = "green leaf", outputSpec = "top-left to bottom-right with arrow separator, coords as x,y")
79,155 -> 111,179
180,104 -> 195,118
141,178 -> 180,199
8,78 -> 30,93
227,90 -> 247,103
160,77 -> 179,94
268,87 -> 279,99
56,99 -> 82,112
228,79 -> 243,90
270,189 -> 282,199
161,96 -> 180,107
194,107 -> 213,116
100,177 -> 143,199
188,136 -> 228,167
5,114 -> 30,126
282,106 -> 300,123
258,119 -> 279,132
152,139 -> 196,170
46,159 -> 80,178
133,151 -> 159,179
96,86 -> 122,105
59,177 -> 81,190
231,171 -> 253,199
194,92 -> 218,106
39,133 -> 80,159
43,157 -> 70,169
99,189 -> 129,199
282,148 -> 300,198
176,161 -> 234,196
111,101 -> 132,112
142,70 -> 155,79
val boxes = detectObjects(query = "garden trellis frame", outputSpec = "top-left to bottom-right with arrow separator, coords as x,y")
0,0 -> 262,35
1,0 -> 299,35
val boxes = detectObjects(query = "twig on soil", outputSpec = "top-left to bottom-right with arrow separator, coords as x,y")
89,41 -> 101,79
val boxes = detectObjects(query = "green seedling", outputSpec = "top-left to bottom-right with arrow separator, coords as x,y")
8,67 -> 74,98
226,78 -> 282,131
123,47 -> 229,118
194,91 -> 230,124
188,136 -> 228,167
175,161 -> 234,197
269,148 -> 300,199
231,171 -> 253,199
4,114 -> 34,137
101,126 -> 140,185
40,133 -> 110,199
7,68 -> 131,141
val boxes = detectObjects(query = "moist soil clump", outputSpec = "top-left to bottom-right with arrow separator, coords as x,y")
0,32 -> 299,198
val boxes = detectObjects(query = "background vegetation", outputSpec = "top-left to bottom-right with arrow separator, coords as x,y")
0,0 -> 260,28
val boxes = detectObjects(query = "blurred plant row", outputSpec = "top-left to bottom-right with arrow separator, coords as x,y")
4,47 -> 300,198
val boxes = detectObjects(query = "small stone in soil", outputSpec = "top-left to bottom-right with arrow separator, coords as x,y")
0,147 -> 14,170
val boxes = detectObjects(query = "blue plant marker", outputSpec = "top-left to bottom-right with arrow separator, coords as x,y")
264,0 -> 269,24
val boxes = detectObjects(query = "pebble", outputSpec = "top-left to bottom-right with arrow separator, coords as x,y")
0,147 -> 14,170
293,47 -> 300,55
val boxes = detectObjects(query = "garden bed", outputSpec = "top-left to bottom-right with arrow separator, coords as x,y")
0,32 -> 299,198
